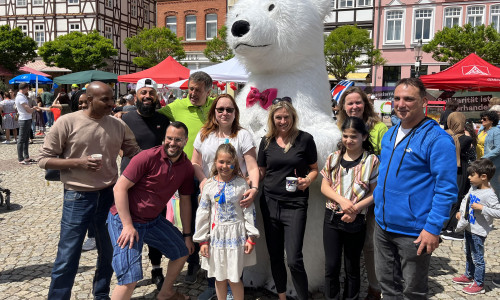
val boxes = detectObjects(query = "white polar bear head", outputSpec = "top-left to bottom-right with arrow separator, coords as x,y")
227,0 -> 332,74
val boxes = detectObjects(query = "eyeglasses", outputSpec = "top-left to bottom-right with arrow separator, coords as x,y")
215,107 -> 235,114
272,97 -> 292,105
165,136 -> 184,143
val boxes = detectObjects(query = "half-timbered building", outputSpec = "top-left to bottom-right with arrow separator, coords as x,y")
0,0 -> 156,75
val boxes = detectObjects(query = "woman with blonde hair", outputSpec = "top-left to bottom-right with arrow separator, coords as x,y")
257,97 -> 318,300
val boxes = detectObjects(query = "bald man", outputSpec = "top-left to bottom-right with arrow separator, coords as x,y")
39,81 -> 141,300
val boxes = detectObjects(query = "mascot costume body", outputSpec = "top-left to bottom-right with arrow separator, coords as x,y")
227,0 -> 341,295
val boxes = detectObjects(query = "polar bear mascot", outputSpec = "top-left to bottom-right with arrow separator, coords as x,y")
227,0 -> 341,296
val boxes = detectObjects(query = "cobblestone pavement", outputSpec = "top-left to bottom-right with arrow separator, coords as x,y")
1,137 -> 500,299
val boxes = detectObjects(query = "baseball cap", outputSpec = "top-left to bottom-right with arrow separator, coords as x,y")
136,78 -> 157,92
72,84 -> 78,88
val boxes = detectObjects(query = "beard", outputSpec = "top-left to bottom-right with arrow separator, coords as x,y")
163,143 -> 183,158
136,98 -> 156,117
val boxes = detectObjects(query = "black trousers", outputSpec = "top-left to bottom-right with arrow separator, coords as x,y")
261,195 -> 308,300
323,209 -> 366,300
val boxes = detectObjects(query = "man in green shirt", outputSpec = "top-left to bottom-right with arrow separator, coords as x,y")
158,71 -> 213,160
157,71 -> 213,287
41,87 -> 55,127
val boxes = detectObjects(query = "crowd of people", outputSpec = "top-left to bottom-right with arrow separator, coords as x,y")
2,73 -> 500,300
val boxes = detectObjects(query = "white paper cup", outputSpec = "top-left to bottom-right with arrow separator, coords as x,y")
286,177 -> 298,192
91,154 -> 103,161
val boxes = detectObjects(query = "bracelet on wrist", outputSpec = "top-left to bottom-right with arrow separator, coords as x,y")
199,241 -> 209,246
182,232 -> 193,237
305,175 -> 311,183
247,238 -> 256,245
250,186 -> 258,191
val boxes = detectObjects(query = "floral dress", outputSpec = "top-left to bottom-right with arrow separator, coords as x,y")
193,176 -> 259,282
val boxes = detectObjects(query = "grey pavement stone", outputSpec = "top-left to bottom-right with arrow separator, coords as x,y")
1,139 -> 500,299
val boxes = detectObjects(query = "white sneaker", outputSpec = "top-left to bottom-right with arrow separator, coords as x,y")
2,140 -> 10,144
82,238 -> 96,251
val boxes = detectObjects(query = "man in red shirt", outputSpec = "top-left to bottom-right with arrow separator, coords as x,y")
108,121 -> 195,300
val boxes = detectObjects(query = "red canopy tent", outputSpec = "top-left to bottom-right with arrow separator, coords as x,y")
420,53 -> 500,91
117,56 -> 190,84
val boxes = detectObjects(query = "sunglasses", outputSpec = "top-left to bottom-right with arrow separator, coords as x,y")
215,107 -> 235,114
272,97 -> 292,105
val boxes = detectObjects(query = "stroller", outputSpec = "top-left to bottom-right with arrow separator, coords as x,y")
0,177 -> 11,210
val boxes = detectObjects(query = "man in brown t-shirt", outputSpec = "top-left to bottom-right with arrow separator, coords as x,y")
39,81 -> 141,300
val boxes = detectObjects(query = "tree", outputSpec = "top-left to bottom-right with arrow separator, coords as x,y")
38,30 -> 118,72
423,24 -> 500,65
124,27 -> 185,68
0,25 -> 37,73
204,26 -> 234,63
324,25 -> 386,80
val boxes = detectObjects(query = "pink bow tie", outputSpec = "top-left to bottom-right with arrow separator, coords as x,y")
246,87 -> 278,110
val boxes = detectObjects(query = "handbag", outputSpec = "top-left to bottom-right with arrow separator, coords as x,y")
45,169 -> 61,181
455,195 -> 471,232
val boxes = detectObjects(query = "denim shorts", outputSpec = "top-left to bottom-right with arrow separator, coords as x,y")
107,212 -> 188,285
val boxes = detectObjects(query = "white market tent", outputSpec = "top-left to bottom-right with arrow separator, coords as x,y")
192,57 -> 249,82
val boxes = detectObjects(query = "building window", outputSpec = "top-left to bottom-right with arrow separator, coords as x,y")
34,24 -> 44,47
206,14 -> 217,40
105,25 -> 113,40
382,66 -> 401,87
492,5 -> 500,33
131,0 -> 137,18
144,4 -> 149,22
386,10 -> 403,42
357,0 -> 371,6
414,9 -> 432,41
467,6 -> 484,27
33,0 -> 43,5
68,0 -> 78,4
331,0 -> 335,11
186,15 -> 196,40
16,0 -> 26,5
166,16 -> 177,34
69,23 -> 80,32
105,0 -> 112,8
17,24 -> 28,36
339,0 -> 353,8
444,7 -> 461,28
410,65 -> 428,78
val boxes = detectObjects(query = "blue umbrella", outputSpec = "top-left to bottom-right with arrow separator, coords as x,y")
9,73 -> 53,84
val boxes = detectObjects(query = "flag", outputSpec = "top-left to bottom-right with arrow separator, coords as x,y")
331,80 -> 354,103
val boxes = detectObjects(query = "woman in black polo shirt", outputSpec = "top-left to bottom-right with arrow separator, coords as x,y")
257,98 -> 318,300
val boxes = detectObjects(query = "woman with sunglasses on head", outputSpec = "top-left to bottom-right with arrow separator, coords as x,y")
257,97 -> 318,300
336,87 -> 387,300
477,110 -> 500,197
191,93 -> 259,300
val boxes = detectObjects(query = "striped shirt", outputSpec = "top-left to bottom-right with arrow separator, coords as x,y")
321,150 -> 379,213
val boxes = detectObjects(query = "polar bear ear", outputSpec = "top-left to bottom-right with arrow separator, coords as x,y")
311,0 -> 333,19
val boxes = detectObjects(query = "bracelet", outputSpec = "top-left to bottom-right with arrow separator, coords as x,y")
250,186 -> 259,191
247,238 -> 256,245
182,232 -> 193,237
305,175 -> 311,183
199,241 -> 209,246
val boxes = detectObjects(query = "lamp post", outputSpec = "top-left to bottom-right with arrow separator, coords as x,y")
414,39 -> 423,78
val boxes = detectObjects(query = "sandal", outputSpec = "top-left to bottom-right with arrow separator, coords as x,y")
158,291 -> 189,300
18,161 -> 30,165
26,159 -> 36,163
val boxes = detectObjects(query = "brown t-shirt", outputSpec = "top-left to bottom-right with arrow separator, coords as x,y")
39,110 -> 141,191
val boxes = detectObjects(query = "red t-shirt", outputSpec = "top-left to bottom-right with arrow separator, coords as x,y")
110,145 -> 194,223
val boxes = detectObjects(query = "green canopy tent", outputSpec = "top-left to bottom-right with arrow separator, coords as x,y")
53,70 -> 118,84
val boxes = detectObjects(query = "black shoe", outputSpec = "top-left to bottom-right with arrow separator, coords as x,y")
151,268 -> 164,291
441,231 -> 464,241
184,263 -> 200,284
493,278 -> 500,288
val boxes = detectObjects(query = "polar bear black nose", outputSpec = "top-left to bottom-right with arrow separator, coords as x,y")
231,20 -> 250,37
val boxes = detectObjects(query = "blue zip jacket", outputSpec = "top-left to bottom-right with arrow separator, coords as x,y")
373,118 -> 458,237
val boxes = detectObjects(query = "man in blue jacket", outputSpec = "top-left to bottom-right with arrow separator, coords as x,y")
373,78 -> 458,299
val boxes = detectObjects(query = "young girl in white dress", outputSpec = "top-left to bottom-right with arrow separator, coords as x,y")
193,143 -> 259,300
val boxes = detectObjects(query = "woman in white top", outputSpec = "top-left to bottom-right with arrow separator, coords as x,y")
192,93 -> 259,298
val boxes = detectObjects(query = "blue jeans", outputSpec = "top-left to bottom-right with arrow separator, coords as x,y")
464,230 -> 486,286
374,224 -> 430,300
46,110 -> 54,127
17,119 -> 31,162
48,186 -> 114,300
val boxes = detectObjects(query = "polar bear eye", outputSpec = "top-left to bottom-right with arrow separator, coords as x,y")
268,4 -> 275,11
